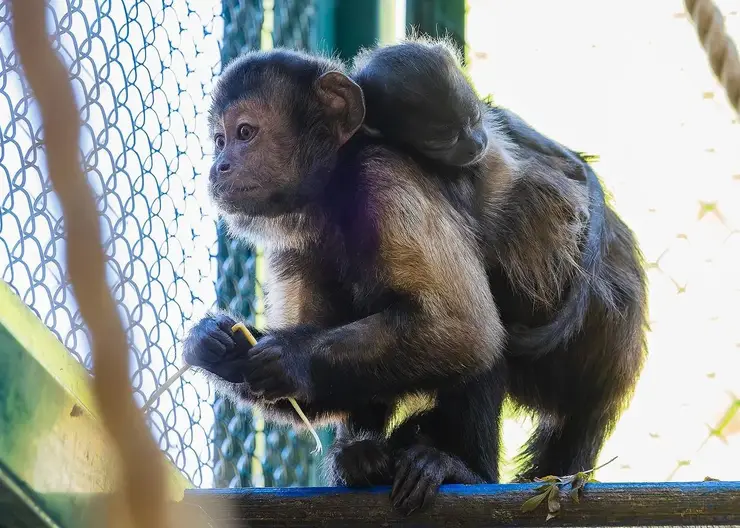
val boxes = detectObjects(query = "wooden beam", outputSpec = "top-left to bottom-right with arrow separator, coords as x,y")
183,481 -> 740,527
0,281 -> 191,527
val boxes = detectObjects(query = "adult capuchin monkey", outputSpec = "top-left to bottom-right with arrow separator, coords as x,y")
184,45 -> 647,516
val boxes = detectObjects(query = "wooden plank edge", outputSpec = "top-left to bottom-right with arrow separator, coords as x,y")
0,280 -> 191,499
0,462 -> 60,528
182,481 -> 740,526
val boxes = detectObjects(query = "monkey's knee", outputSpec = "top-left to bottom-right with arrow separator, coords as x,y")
325,435 -> 393,487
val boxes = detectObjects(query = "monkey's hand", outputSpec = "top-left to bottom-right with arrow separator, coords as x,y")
244,328 -> 315,402
183,313 -> 261,383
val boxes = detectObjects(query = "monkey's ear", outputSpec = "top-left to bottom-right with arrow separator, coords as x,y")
316,71 -> 365,145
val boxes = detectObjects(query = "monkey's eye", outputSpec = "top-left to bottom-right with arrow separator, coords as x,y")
424,133 -> 459,151
237,123 -> 257,141
214,134 -> 225,150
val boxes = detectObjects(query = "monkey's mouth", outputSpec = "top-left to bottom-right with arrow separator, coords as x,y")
210,182 -> 260,199
232,184 -> 260,194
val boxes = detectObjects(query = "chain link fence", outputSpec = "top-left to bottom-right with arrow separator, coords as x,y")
1,0 -> 223,488
0,0 -> 331,489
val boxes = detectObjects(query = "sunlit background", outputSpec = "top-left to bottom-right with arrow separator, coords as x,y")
464,0 -> 740,482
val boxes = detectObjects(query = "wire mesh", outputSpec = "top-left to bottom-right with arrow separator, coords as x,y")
1,0 -> 230,489
0,0 -> 336,490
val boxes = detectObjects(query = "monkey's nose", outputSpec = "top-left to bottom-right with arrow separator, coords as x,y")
218,161 -> 231,173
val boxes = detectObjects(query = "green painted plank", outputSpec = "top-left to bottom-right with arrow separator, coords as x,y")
0,281 -> 190,527
0,321 -> 110,527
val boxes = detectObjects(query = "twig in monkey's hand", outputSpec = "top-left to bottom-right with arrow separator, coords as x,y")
520,456 -> 618,522
231,323 -> 323,454
142,323 -> 323,454
9,1 -> 167,526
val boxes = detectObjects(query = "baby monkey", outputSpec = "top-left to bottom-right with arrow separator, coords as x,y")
352,38 -> 488,166
352,37 -> 587,174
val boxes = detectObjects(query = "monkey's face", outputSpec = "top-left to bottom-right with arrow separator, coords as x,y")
416,98 -> 489,167
207,60 -> 365,218
208,99 -> 304,216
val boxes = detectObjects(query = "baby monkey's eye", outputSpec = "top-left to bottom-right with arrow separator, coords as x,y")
214,134 -> 225,149
237,123 -> 257,141
424,133 -> 460,151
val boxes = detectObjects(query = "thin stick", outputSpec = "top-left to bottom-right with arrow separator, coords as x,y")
142,364 -> 191,412
231,323 -> 323,454
142,323 -> 323,455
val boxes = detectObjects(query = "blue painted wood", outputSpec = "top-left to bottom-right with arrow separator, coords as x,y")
183,481 -> 740,526
187,480 -> 740,497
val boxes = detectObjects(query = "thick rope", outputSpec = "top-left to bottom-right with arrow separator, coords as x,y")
685,0 -> 740,114
10,1 -> 168,526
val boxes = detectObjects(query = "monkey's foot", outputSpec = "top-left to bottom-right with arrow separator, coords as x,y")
390,445 -> 457,516
331,438 -> 392,487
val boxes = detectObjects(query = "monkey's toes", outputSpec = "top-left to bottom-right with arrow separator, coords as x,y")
390,445 -> 446,516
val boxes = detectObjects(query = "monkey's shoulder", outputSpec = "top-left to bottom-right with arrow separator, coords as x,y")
350,141 -> 472,213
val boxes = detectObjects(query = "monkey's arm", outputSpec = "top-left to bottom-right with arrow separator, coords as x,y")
247,183 -> 505,405
182,268 -> 348,426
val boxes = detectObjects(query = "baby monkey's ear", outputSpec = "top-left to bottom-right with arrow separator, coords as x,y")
316,71 -> 366,146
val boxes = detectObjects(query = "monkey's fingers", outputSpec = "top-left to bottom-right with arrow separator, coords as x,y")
420,477 -> 441,512
194,356 -> 251,384
392,453 -> 426,507
400,472 -> 440,516
391,451 -> 414,499
246,347 -> 282,363
232,322 -> 322,453
214,313 -> 238,332
392,446 -> 450,515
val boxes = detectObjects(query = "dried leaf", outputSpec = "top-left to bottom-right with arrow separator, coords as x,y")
547,485 -> 561,514
704,476 -> 720,481
570,487 -> 581,503
520,491 -> 549,513
535,475 -> 561,483
571,472 -> 586,491
546,513 -> 557,522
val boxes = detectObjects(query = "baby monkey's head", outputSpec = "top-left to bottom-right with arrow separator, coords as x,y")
353,38 -> 488,167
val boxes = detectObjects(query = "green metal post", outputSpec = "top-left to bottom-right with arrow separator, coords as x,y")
406,0 -> 466,60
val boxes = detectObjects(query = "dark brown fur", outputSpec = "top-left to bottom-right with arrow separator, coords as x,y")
183,47 -> 647,515
352,36 -> 488,167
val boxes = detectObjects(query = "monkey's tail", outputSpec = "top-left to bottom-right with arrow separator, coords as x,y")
507,162 -> 608,359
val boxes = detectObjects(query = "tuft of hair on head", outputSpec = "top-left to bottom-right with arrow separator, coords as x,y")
208,47 -> 348,127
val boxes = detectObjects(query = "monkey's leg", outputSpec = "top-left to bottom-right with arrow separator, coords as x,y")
324,402 -> 394,487
514,397 -> 620,481
510,309 -> 644,481
388,366 -> 506,515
